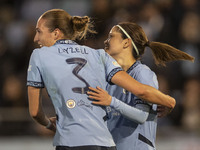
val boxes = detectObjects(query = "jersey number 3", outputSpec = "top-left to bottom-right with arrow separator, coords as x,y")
66,58 -> 90,94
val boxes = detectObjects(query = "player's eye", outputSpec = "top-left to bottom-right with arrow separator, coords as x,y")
36,29 -> 41,34
108,34 -> 112,39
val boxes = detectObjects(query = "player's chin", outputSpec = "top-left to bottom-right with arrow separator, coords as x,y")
38,43 -> 43,47
104,47 -> 109,52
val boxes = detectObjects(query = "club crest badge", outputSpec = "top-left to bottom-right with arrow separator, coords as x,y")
112,61 -> 120,67
66,99 -> 76,108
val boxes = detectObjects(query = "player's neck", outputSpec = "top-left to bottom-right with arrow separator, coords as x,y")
113,55 -> 136,72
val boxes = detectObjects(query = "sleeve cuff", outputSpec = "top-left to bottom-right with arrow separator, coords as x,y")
27,81 -> 44,88
107,67 -> 123,84
110,97 -> 119,108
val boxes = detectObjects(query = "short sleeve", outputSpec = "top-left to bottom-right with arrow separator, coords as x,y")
27,50 -> 44,88
102,52 -> 123,83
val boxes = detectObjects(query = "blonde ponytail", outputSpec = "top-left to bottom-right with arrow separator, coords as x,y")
72,16 -> 96,40
41,9 -> 96,40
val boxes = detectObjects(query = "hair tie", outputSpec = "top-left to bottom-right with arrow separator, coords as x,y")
145,41 -> 150,47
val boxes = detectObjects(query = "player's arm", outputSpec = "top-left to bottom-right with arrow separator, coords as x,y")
88,87 -> 149,124
111,71 -> 176,109
28,86 -> 56,131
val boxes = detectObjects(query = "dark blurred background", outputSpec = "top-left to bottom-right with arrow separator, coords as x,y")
0,0 -> 200,149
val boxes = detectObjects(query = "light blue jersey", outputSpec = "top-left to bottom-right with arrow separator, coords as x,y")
27,40 -> 122,147
107,61 -> 158,150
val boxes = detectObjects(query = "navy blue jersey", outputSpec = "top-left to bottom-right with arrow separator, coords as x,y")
27,40 -> 122,147
107,61 -> 158,150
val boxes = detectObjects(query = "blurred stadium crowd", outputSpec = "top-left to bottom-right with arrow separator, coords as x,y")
0,0 -> 199,137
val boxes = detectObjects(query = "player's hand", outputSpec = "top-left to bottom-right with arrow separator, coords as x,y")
47,117 -> 56,132
87,86 -> 112,106
157,105 -> 173,118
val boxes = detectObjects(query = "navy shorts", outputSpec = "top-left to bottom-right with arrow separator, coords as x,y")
56,146 -> 116,150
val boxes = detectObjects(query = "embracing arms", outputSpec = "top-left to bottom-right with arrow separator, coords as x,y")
88,70 -> 174,119
88,86 -> 149,124
110,71 -> 175,109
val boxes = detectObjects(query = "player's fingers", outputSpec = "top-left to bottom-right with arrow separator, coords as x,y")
157,113 -> 162,118
87,91 -> 101,97
92,101 -> 102,105
49,117 -> 57,123
157,107 -> 165,111
88,95 -> 100,100
157,105 -> 164,109
89,87 -> 100,93
96,86 -> 104,91
52,125 -> 56,132
157,109 -> 164,112
96,86 -> 108,94
92,101 -> 100,104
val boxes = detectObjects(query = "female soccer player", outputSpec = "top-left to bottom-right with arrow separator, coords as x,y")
88,22 -> 194,150
27,9 -> 176,150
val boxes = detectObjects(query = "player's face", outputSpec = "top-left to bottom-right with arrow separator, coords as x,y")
104,26 -> 124,57
34,18 -> 56,47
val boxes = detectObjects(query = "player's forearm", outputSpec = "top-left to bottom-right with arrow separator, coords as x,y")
129,84 -> 176,108
141,86 -> 176,109
110,97 -> 149,124
30,110 -> 49,127
111,71 -> 176,108
28,86 -> 49,127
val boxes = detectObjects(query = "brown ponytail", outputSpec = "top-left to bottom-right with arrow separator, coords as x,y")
149,42 -> 194,66
118,22 -> 194,66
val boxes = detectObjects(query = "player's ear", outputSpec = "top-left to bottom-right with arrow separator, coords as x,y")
123,38 -> 131,49
53,28 -> 61,40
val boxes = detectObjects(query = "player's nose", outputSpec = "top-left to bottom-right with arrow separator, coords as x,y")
33,34 -> 38,43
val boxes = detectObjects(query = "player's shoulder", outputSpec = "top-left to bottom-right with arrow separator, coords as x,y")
135,63 -> 155,76
31,48 -> 40,56
87,46 -> 107,57
89,47 -> 106,54
133,62 -> 157,82
32,46 -> 49,53
30,47 -> 51,61
33,46 -> 56,56
78,44 -> 105,53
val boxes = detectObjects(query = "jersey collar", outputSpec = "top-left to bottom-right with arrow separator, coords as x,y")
127,61 -> 141,74
54,39 -> 78,45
